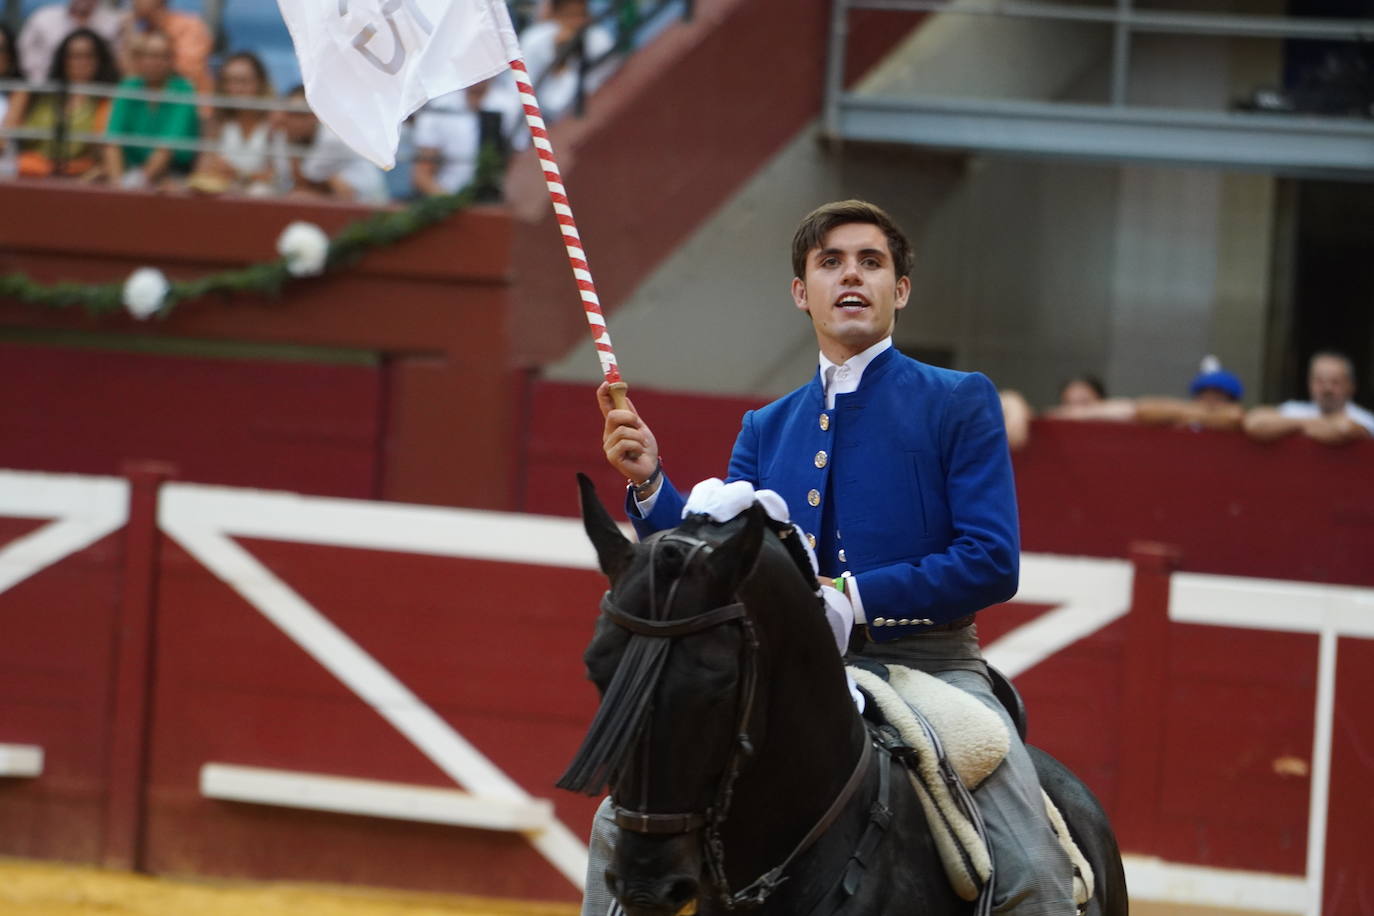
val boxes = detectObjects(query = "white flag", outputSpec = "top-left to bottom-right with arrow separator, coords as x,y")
276,0 -> 518,169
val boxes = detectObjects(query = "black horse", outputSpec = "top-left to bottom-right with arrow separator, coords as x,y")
562,476 -> 1127,916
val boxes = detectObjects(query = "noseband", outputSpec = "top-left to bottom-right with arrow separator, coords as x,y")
602,533 -> 873,910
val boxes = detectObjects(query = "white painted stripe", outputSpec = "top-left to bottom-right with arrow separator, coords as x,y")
162,516 -> 589,887
0,471 -> 128,595
553,202 -> 574,217
1171,572 -> 1374,638
541,159 -> 562,176
1122,855 -> 1306,913
562,225 -> 582,240
983,554 -> 1132,678
0,743 -> 43,777
565,245 -> 586,262
533,137 -> 554,153
200,763 -> 554,831
584,302 -> 605,320
1305,628 -> 1337,916
581,292 -> 602,307
159,484 -> 605,569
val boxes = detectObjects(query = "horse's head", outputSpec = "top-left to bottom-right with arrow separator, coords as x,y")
561,475 -> 826,915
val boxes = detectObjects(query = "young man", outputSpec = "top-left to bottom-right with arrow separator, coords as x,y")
591,200 -> 1075,914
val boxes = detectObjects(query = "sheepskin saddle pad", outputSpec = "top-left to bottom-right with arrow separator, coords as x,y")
847,664 -> 1094,908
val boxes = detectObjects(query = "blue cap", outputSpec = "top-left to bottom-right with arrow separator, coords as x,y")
1189,369 -> 1243,401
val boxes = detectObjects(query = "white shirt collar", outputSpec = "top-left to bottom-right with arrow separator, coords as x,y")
819,337 -> 892,408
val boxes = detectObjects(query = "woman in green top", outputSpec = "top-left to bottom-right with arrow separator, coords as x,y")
1,27 -> 118,177
103,29 -> 199,187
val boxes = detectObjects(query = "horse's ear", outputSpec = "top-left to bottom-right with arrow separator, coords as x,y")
578,473 -> 633,581
710,502 -> 766,590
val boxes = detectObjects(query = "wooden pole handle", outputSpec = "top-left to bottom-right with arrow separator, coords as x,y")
608,381 -> 630,412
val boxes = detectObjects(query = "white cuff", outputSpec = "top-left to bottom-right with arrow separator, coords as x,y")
632,485 -> 660,516
842,572 -> 867,625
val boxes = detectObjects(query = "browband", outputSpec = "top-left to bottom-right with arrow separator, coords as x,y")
601,594 -> 747,638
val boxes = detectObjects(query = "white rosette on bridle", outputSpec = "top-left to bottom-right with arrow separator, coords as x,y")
122,268 -> 169,320
276,221 -> 331,277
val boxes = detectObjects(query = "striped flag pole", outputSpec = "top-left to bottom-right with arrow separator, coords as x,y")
491,2 -> 629,410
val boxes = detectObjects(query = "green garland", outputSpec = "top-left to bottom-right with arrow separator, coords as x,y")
0,154 -> 498,318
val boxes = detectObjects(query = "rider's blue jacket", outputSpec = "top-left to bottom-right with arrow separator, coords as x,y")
626,346 -> 1019,641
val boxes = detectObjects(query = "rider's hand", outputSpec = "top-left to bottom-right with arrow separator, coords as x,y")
597,381 -> 659,486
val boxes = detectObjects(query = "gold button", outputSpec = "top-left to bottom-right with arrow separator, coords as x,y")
873,617 -> 886,627
899,619 -> 910,626
838,548 -> 847,563
807,488 -> 820,507
814,450 -> 828,469
819,413 -> 830,431
806,533 -> 816,549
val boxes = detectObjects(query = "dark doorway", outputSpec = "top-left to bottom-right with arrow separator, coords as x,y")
1278,180 -> 1374,403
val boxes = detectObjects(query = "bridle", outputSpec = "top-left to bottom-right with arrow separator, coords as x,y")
602,531 -> 874,910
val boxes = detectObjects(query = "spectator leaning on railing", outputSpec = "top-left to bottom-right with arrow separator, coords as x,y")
1244,351 -> 1374,445
412,79 -> 507,201
187,51 -> 275,195
118,0 -> 211,96
103,29 -> 197,188
17,0 -> 120,85
0,27 -> 116,178
0,24 -> 19,120
272,84 -> 387,204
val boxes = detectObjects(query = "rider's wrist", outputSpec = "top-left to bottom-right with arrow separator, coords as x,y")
631,459 -> 662,498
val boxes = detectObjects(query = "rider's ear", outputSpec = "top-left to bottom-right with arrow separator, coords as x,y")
578,473 -> 633,581
709,502 -> 766,591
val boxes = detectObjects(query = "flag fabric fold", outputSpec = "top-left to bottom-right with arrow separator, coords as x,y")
276,0 -> 517,169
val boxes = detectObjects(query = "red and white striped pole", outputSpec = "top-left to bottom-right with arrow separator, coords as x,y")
491,2 -> 629,410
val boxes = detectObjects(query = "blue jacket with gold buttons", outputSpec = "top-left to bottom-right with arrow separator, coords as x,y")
627,347 -> 1019,641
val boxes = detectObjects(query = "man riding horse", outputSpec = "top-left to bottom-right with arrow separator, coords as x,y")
591,200 -> 1077,914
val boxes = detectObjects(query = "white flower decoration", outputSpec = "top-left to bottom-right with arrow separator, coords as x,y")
277,221 -> 331,277
122,267 -> 169,320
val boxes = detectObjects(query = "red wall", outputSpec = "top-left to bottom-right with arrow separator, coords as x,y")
523,380 -> 1374,585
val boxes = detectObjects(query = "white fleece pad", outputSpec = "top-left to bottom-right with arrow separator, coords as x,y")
848,665 -> 1091,908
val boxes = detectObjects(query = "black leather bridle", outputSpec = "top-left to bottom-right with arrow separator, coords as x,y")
602,533 -> 874,910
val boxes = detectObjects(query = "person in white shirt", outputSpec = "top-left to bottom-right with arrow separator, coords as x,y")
411,80 -> 506,200
1244,350 -> 1374,445
273,85 -> 388,204
17,0 -> 120,85
504,0 -> 616,149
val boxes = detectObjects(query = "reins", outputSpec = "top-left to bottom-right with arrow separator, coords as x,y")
591,532 -> 877,911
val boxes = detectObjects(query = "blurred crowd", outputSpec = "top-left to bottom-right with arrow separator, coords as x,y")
0,0 -> 623,202
1001,351 -> 1374,450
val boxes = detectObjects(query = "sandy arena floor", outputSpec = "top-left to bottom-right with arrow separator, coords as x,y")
1,858 -> 1271,916
0,859 -> 580,916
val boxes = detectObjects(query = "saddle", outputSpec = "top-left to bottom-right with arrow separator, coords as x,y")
847,663 -> 1094,912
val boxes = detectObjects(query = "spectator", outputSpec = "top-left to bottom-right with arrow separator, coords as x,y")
17,0 -> 120,85
1244,351 -> 1374,445
118,0 -> 211,96
1133,357 -> 1245,431
0,25 -> 18,177
102,30 -> 197,188
187,52 -> 275,195
1,27 -> 117,178
412,80 -> 506,200
1046,373 -> 1136,421
999,389 -> 1032,451
273,85 -> 387,204
508,0 -> 616,142
1046,357 -> 1245,430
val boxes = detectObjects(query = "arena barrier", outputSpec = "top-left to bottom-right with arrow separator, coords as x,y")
0,466 -> 1366,911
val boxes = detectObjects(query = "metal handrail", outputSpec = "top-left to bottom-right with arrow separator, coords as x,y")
0,78 -> 313,113
844,0 -> 1374,42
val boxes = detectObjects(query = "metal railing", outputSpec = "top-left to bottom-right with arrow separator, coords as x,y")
823,0 -> 1374,176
